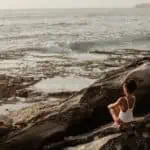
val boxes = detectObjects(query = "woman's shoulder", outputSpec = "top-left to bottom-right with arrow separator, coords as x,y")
118,96 -> 126,103
120,96 -> 135,101
128,95 -> 136,102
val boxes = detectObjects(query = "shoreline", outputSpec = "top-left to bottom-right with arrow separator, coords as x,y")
0,57 -> 150,150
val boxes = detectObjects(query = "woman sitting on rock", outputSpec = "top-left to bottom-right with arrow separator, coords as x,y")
108,79 -> 137,128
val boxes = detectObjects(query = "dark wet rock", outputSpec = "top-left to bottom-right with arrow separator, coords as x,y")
1,116 -> 150,150
16,90 -> 29,98
0,57 -> 150,150
0,75 -> 40,102
63,117 -> 150,150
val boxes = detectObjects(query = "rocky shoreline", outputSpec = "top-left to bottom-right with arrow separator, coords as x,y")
0,57 -> 150,150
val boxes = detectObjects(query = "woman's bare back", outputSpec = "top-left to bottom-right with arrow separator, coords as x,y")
119,96 -> 135,113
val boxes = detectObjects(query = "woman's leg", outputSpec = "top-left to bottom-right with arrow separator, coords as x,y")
109,107 -> 124,127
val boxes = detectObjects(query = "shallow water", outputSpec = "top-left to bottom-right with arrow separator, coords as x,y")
0,102 -> 34,115
32,76 -> 96,93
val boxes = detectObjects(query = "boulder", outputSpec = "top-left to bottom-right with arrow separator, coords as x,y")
65,116 -> 150,150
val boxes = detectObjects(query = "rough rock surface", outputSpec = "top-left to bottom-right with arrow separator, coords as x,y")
65,115 -> 150,150
0,57 -> 150,150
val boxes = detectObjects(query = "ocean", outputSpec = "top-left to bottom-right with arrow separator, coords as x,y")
0,8 -> 150,83
0,8 -> 149,149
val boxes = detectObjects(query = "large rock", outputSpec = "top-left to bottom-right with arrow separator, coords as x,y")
65,115 -> 150,150
0,57 -> 150,150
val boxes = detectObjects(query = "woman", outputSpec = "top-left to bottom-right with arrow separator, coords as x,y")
108,79 -> 137,128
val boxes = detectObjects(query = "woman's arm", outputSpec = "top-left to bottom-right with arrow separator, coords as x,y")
108,98 -> 122,122
107,98 -> 121,109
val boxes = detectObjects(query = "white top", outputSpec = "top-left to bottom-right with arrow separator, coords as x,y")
119,97 -> 135,123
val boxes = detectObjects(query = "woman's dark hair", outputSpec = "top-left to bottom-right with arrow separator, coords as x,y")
124,79 -> 137,94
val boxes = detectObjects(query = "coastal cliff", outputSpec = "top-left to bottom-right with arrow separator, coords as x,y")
0,57 -> 150,149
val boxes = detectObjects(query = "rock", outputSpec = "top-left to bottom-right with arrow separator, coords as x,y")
0,126 -> 12,139
0,57 -> 150,150
0,75 -> 40,102
66,134 -> 122,150
63,117 -> 150,150
0,115 -> 13,126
